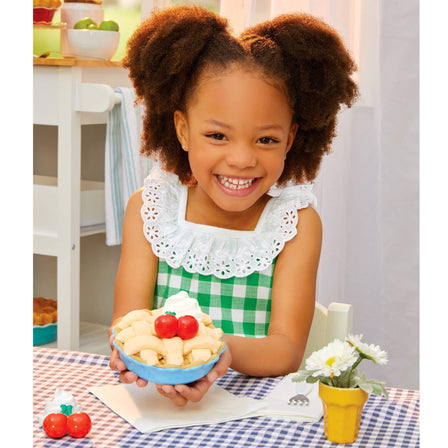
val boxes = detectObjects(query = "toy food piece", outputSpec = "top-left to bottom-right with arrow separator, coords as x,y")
117,309 -> 154,329
73,17 -> 98,29
163,337 -> 184,366
67,412 -> 92,438
33,297 -> 57,325
177,315 -> 199,340
33,0 -> 62,7
154,313 -> 178,338
73,17 -> 119,31
40,389 -> 91,439
114,291 -> 225,369
43,413 -> 67,439
64,0 -> 102,3
33,0 -> 62,24
123,334 -> 164,356
98,19 -> 119,31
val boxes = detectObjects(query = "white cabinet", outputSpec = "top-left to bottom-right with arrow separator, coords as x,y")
33,58 -> 131,349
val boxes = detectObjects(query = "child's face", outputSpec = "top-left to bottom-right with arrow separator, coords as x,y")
174,67 -> 297,214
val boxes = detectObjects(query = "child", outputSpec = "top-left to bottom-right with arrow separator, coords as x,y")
109,5 -> 358,406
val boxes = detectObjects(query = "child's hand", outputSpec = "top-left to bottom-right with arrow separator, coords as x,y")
155,346 -> 232,407
109,334 -> 149,388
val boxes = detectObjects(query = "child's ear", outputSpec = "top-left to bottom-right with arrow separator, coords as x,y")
174,110 -> 189,151
285,122 -> 299,154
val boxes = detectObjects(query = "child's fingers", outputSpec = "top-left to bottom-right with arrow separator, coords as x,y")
211,349 -> 231,379
109,348 -> 127,372
110,348 -> 148,386
118,370 -> 147,386
156,384 -> 188,407
174,378 -> 212,403
164,349 -> 232,404
136,377 -> 149,387
119,370 -> 139,384
109,333 -> 115,349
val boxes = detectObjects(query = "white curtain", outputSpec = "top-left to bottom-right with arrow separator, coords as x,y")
221,0 -> 419,390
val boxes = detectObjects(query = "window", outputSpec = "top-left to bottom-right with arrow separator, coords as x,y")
109,1 -> 218,60
102,0 -> 141,61
141,1 -> 220,19
138,0 -> 377,105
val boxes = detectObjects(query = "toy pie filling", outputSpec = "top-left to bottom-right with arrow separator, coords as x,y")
33,297 -> 58,326
114,306 -> 225,369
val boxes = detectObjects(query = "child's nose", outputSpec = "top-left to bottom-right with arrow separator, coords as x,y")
225,143 -> 257,169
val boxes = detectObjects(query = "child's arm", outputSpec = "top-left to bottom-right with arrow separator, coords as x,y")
109,189 -> 159,386
227,205 -> 322,376
157,205 -> 321,405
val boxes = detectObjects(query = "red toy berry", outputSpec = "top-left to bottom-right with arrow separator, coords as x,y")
67,412 -> 92,438
43,413 -> 67,439
154,313 -> 178,338
177,315 -> 199,340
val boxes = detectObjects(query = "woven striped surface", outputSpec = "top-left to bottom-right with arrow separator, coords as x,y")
33,347 -> 419,447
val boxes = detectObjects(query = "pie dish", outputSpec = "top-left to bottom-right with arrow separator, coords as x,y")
113,328 -> 226,385
112,294 -> 226,385
33,323 -> 57,346
33,297 -> 58,346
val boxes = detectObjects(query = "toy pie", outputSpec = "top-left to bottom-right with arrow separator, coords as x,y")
33,0 -> 62,7
33,297 -> 57,326
113,291 -> 226,384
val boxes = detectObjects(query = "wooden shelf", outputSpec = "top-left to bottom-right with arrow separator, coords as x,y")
33,175 -> 105,238
33,57 -> 123,67
33,61 -> 131,351
38,321 -> 111,356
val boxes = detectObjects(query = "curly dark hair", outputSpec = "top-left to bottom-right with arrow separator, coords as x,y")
123,5 -> 358,184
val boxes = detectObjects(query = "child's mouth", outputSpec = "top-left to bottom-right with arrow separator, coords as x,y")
216,175 -> 256,190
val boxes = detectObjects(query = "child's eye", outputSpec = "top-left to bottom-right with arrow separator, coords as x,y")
206,133 -> 227,141
257,137 -> 279,145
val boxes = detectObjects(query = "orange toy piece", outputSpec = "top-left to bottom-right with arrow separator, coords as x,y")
33,0 -> 62,7
33,297 -> 58,326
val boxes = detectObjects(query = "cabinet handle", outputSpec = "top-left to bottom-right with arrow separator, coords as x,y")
75,83 -> 121,113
